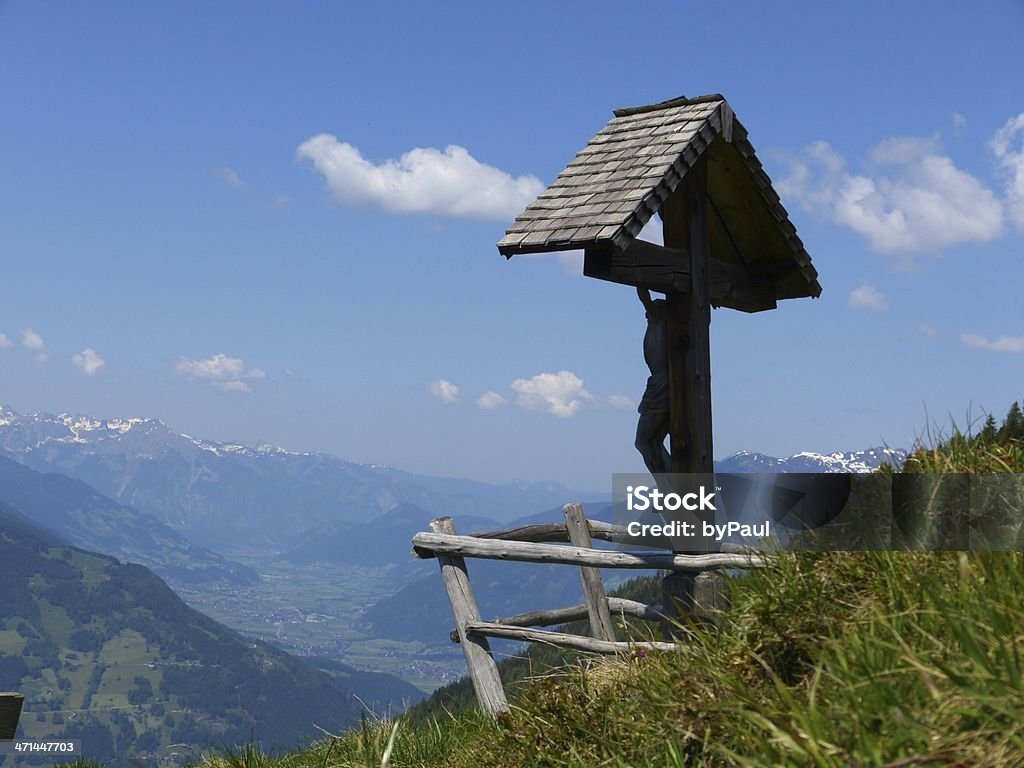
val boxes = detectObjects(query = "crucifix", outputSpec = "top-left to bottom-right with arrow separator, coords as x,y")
498,93 -> 821,632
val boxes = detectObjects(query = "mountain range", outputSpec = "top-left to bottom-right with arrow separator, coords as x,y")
0,455 -> 257,585
0,406 -> 593,550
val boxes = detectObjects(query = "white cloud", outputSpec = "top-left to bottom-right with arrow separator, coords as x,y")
848,284 -> 888,312
71,347 -> 105,376
511,370 -> 594,418
426,379 -> 460,404
20,328 -> 47,361
216,166 -> 245,188
952,112 -> 968,137
175,353 -> 266,392
20,327 -> 45,350
606,394 -> 636,410
475,390 -> 507,410
991,113 -> 1024,231
296,134 -> 544,220
0,334 -> 11,349
272,194 -> 290,209
916,323 -> 938,337
960,333 -> 1024,354
778,137 -> 1003,259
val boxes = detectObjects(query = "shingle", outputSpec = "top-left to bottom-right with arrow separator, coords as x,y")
573,226 -> 604,240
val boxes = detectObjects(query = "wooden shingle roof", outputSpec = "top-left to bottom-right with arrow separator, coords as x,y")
497,94 -> 821,309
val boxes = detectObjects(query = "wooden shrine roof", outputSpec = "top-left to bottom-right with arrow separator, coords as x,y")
497,94 -> 821,306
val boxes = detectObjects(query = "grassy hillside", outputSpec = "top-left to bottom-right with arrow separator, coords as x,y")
185,549 -> 1021,768
0,503 -> 421,767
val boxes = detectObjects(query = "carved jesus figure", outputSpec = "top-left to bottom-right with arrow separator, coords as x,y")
635,287 -> 671,476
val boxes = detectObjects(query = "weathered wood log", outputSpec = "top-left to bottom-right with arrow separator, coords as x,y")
414,520 -> 760,559
462,519 -> 633,546
470,522 -> 570,543
583,240 -> 779,312
664,151 -> 714,478
429,518 -> 508,717
450,597 -> 667,643
413,531 -> 764,570
463,621 -> 682,654
606,596 -> 670,623
0,692 -> 24,740
563,502 -> 616,642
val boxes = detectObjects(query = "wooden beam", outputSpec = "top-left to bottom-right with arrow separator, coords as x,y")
450,597 -> 667,643
470,522 -> 570,544
663,152 -> 714,477
661,152 -> 719,633
429,518 -> 509,717
563,503 -> 616,642
416,519 -> 759,557
463,622 -> 683,654
584,239 -> 778,312
719,102 -> 734,143
412,531 -> 764,570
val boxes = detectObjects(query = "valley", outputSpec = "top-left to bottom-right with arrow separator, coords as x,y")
167,556 -> 466,693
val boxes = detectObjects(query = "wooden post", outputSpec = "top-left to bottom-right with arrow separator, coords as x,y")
660,152 -> 724,635
562,502 -> 616,642
662,152 -> 713,477
429,517 -> 509,717
0,692 -> 24,740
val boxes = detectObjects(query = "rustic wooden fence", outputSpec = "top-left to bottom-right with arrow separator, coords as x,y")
412,502 -> 763,716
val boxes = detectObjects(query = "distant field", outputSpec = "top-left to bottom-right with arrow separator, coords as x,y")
168,557 -> 467,691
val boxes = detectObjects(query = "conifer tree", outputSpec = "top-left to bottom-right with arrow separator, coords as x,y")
997,401 -> 1024,443
979,413 -> 998,444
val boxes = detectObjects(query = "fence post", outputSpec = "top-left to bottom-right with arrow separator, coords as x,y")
0,693 -> 24,740
429,517 -> 509,716
662,570 -> 726,639
563,503 -> 616,642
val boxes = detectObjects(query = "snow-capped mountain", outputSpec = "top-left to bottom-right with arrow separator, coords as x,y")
0,404 -> 293,459
0,405 -> 590,549
715,448 -> 906,474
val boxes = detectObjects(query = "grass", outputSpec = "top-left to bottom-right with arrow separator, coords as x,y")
186,549 -> 1023,768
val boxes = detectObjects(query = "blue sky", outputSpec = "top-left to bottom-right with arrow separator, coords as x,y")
1,1 -> 1022,489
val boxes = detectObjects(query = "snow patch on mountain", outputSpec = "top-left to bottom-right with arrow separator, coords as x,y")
0,406 -> 312,459
717,447 -> 906,473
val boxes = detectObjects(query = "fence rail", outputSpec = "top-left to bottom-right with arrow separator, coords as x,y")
413,532 -> 764,570
413,502 -> 761,716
